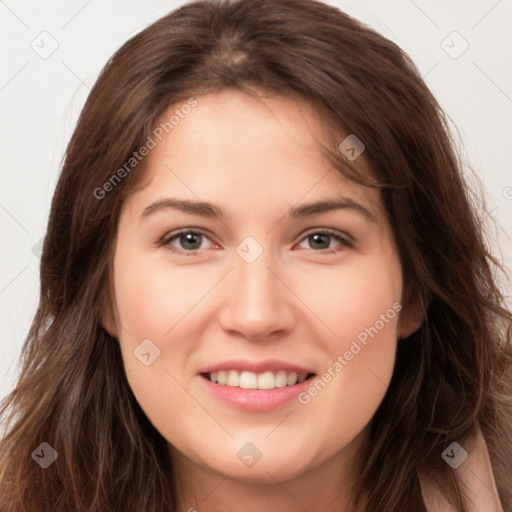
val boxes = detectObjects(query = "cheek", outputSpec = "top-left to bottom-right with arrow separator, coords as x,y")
113,250 -> 203,340
290,248 -> 402,348
293,252 -> 402,445
112,250 -> 212,442
295,308 -> 399,466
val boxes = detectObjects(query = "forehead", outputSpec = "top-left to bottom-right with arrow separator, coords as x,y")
126,89 -> 382,219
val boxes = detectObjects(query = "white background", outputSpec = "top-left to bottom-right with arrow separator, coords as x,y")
1,0 -> 511,404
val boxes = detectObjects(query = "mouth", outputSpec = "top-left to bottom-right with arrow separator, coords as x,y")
198,370 -> 317,411
200,370 -> 317,390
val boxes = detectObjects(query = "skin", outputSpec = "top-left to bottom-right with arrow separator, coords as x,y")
103,88 -> 427,511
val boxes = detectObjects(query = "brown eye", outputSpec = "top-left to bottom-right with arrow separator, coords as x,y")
158,228 -> 352,257
160,230 -> 215,255
297,229 -> 353,253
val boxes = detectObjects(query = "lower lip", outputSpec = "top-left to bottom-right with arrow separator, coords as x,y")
199,374 -> 316,411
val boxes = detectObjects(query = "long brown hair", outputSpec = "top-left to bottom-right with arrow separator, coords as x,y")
1,1 -> 511,510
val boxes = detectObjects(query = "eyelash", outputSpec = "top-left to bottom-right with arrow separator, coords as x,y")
157,228 -> 353,257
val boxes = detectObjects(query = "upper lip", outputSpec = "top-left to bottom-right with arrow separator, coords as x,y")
199,359 -> 316,375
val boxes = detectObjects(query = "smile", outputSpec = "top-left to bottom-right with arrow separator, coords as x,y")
204,369 -> 313,389
199,371 -> 317,411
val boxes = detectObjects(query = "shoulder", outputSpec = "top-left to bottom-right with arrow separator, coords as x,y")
419,428 -> 503,512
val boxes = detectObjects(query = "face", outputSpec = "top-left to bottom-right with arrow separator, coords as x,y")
104,88 -> 418,486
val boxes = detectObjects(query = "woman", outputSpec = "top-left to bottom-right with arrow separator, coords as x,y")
1,0 -> 511,510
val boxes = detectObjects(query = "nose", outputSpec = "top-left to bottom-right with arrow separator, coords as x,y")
217,248 -> 295,342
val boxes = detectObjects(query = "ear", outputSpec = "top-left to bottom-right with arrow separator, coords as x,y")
98,281 -> 119,339
398,295 -> 425,339
100,309 -> 119,339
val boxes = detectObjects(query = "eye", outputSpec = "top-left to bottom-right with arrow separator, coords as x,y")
158,228 -> 353,257
296,229 -> 353,254
159,229 -> 216,256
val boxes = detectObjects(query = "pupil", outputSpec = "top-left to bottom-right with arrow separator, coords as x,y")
182,233 -> 201,249
310,233 -> 329,249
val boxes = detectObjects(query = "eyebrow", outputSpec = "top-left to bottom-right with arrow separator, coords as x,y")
141,196 -> 377,223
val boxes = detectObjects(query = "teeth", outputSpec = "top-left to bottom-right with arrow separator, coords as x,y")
275,370 -> 288,388
258,371 -> 276,389
209,370 -> 310,389
287,372 -> 298,385
240,371 -> 257,389
227,370 -> 239,387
